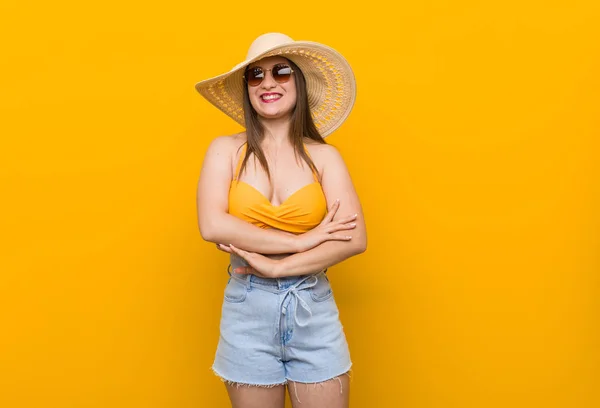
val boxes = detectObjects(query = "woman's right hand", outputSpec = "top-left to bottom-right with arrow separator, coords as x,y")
293,199 -> 357,253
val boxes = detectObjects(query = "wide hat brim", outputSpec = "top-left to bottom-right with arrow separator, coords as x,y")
194,38 -> 356,137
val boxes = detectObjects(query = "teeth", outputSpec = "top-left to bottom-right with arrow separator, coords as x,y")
261,94 -> 281,100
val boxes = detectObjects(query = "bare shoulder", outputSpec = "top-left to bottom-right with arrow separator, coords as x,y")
208,132 -> 246,150
304,141 -> 346,169
205,132 -> 247,159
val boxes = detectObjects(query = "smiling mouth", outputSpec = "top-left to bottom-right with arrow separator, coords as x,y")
260,94 -> 282,102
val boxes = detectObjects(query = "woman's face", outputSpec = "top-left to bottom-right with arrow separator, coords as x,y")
246,56 -> 297,121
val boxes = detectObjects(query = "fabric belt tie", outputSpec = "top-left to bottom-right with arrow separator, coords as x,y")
274,274 -> 319,339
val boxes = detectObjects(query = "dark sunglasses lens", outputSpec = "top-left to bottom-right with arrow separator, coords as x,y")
273,65 -> 292,83
246,67 -> 264,86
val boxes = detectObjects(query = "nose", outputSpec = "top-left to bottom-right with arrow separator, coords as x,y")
260,69 -> 277,89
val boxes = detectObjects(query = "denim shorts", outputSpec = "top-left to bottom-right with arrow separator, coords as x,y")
211,255 -> 352,385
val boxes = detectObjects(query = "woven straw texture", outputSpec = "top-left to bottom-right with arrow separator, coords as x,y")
195,40 -> 356,137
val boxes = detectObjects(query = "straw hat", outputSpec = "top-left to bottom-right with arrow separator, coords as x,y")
194,33 -> 356,137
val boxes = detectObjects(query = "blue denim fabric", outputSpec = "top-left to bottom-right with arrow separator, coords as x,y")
211,254 -> 352,385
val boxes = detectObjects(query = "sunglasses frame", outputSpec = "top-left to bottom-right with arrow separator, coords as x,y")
243,63 -> 295,87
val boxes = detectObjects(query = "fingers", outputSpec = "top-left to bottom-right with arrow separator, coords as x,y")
323,212 -> 358,227
217,243 -> 232,253
229,244 -> 247,257
230,244 -> 257,263
328,234 -> 353,241
334,214 -> 358,225
322,213 -> 358,233
337,213 -> 358,224
228,244 -> 241,258
326,222 -> 357,233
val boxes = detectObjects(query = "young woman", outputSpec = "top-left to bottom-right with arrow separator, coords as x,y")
195,33 -> 366,408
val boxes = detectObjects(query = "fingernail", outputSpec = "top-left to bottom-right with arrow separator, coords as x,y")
351,223 -> 356,227
346,236 -> 352,239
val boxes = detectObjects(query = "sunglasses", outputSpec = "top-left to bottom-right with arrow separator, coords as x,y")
243,63 -> 295,87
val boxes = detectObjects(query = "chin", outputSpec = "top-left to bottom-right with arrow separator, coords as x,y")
258,108 -> 293,119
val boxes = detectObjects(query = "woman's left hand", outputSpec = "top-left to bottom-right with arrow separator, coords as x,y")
228,244 -> 281,278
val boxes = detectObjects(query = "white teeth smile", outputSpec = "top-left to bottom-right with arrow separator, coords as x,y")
261,94 -> 281,101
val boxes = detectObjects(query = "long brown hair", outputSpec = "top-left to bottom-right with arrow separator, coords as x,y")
238,58 -> 326,181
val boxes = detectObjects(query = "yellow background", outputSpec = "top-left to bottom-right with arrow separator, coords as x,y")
1,1 -> 598,407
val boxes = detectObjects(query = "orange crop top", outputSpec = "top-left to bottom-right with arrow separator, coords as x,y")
228,143 -> 328,234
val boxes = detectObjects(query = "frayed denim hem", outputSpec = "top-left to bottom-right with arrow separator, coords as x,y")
211,366 -> 287,388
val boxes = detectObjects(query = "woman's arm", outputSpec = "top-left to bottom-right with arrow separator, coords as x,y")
197,136 -> 355,254
231,144 -> 366,276
273,144 -> 367,276
197,135 -> 300,254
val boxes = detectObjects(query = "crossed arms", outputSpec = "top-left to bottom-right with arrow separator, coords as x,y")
196,135 -> 367,277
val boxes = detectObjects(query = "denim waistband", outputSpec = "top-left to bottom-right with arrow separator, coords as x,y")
226,263 -> 327,291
